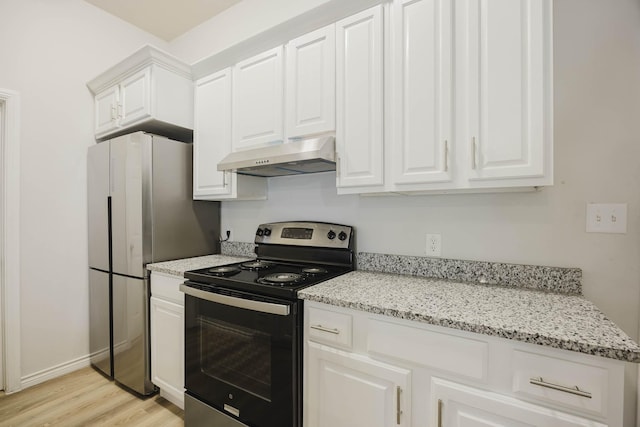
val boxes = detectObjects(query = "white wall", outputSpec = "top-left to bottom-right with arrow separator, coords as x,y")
172,0 -> 640,340
0,0 -> 167,381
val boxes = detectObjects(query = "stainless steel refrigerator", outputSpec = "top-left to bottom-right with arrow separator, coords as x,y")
88,131 -> 220,395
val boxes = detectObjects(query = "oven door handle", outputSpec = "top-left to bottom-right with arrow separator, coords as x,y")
180,284 -> 291,316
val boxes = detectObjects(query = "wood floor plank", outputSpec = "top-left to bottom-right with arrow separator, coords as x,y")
0,367 -> 183,427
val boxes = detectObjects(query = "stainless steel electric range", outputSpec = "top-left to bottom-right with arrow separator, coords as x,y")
181,221 -> 355,427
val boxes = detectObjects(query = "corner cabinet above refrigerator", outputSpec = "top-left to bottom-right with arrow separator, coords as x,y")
88,131 -> 220,396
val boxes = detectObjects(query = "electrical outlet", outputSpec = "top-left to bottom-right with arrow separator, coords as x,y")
426,233 -> 442,257
586,203 -> 627,234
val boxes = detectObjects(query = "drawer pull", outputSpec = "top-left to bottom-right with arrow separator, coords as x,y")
529,377 -> 592,398
310,324 -> 340,335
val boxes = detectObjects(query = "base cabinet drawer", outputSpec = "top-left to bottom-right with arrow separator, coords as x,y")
511,349 -> 609,418
307,305 -> 353,349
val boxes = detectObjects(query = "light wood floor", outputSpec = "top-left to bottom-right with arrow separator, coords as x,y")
0,367 -> 183,426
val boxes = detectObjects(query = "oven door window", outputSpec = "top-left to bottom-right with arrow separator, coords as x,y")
185,288 -> 299,427
200,317 -> 272,401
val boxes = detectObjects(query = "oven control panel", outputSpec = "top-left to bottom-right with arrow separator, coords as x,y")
255,221 -> 353,249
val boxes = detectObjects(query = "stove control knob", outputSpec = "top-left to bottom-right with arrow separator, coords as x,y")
338,231 -> 348,241
256,228 -> 264,237
263,228 -> 272,236
327,230 -> 336,240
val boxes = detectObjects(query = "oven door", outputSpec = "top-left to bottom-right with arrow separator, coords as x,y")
181,282 -> 300,427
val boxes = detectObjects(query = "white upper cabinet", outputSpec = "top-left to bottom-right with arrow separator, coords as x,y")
286,24 -> 336,139
118,68 -> 151,128
457,0 -> 553,186
193,68 -> 267,201
390,0 -> 454,186
88,46 -> 194,142
232,46 -> 285,151
194,69 -> 233,199
335,5 -> 385,191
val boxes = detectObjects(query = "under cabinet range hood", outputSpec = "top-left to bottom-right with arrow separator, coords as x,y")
217,135 -> 336,177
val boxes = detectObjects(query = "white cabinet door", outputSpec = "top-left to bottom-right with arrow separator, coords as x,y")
232,46 -> 284,151
458,0 -> 552,182
336,5 -> 384,189
286,24 -> 336,139
95,85 -> 119,136
306,342 -> 411,427
193,69 -> 234,199
150,296 -> 184,409
119,68 -> 151,127
432,378 -> 607,427
391,0 -> 453,185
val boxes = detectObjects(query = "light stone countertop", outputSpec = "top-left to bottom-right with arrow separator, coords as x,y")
146,254 -> 253,277
299,271 -> 640,363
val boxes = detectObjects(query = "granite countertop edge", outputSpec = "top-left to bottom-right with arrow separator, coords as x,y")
299,272 -> 640,363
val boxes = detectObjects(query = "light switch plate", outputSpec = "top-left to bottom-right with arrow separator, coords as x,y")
586,203 -> 627,234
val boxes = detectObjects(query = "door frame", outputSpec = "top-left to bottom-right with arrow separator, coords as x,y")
0,89 -> 21,393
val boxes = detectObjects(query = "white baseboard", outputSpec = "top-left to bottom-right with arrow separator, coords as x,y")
20,354 -> 92,391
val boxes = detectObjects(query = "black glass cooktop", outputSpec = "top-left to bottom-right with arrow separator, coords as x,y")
184,259 -> 352,300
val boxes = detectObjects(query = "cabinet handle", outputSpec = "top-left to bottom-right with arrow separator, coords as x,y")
437,399 -> 443,427
444,140 -> 449,172
310,324 -> 340,334
336,156 -> 341,179
529,377 -> 592,399
117,103 -> 123,119
471,137 -> 477,170
110,105 -> 116,121
396,386 -> 402,425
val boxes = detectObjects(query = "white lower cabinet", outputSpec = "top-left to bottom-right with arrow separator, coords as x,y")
149,272 -> 185,409
303,301 -> 632,427
306,342 -> 411,427
431,378 -> 606,427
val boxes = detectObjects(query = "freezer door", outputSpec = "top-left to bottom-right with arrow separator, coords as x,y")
87,141 -> 110,271
112,273 -> 155,395
89,268 -> 111,378
110,132 -> 151,278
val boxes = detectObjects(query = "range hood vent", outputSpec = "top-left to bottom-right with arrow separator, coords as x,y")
217,136 -> 336,177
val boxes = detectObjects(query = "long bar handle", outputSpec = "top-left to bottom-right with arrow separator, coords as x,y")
396,386 -> 402,425
310,324 -> 340,335
437,399 -> 443,427
180,283 -> 290,316
444,140 -> 449,172
529,377 -> 592,399
471,137 -> 477,170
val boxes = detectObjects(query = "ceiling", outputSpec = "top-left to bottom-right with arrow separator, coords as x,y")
85,0 -> 242,41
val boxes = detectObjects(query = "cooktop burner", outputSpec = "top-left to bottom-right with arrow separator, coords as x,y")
301,267 -> 328,276
240,260 -> 275,271
207,265 -> 241,276
258,272 -> 305,286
